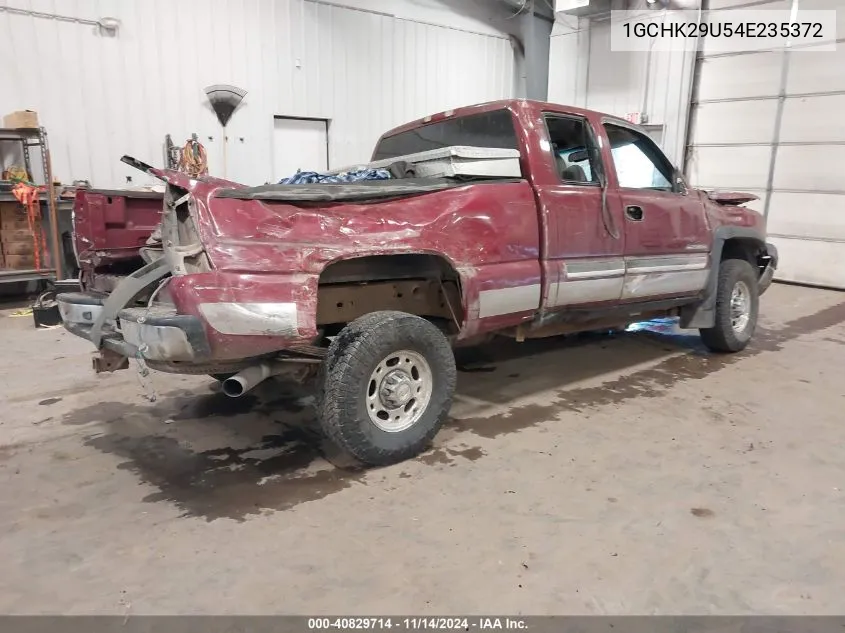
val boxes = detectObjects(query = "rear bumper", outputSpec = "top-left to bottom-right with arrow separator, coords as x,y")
57,270 -> 320,363
58,292 -> 210,361
759,242 -> 779,295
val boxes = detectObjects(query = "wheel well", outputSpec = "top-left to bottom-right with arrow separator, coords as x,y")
317,254 -> 464,334
721,237 -> 766,274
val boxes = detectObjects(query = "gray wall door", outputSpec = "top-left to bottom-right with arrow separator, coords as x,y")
685,0 -> 845,289
273,117 -> 328,182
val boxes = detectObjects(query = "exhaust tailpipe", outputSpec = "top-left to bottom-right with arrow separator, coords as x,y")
222,363 -> 275,398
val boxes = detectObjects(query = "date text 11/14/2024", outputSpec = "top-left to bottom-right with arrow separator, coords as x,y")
308,618 -> 528,630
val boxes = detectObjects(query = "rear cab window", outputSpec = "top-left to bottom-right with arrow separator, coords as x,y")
543,114 -> 600,185
372,109 -> 520,161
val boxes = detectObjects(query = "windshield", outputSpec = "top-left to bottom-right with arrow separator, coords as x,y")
372,109 -> 519,161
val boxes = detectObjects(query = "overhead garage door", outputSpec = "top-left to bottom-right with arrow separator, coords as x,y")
686,0 -> 845,289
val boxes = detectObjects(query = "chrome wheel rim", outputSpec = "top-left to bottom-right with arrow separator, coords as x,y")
730,280 -> 751,333
366,350 -> 433,432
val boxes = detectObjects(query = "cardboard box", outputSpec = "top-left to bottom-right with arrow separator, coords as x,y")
0,203 -> 26,223
1,217 -> 32,232
0,202 -> 23,217
3,254 -> 36,270
0,228 -> 34,243
1,240 -> 34,256
3,110 -> 39,129
0,203 -> 40,232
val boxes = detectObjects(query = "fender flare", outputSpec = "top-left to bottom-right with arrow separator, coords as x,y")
680,226 -> 767,329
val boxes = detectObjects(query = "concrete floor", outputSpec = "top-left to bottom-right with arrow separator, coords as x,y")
0,283 -> 844,615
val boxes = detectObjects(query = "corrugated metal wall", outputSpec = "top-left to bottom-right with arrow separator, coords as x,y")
0,0 -> 514,188
548,18 -> 590,109
686,0 -> 845,289
548,14 -> 697,166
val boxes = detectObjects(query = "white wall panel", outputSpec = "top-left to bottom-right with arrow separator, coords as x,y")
773,145 -> 845,191
794,0 -> 845,42
686,146 -> 773,189
651,0 -> 845,288
696,52 -> 783,101
700,0 -> 792,56
768,235 -> 845,288
0,0 -> 513,188
552,18 -> 696,166
548,27 -> 587,108
690,99 -> 779,144
787,46 -> 845,94
319,0 -> 515,37
767,192 -> 845,241
779,95 -> 845,143
584,21 -> 644,117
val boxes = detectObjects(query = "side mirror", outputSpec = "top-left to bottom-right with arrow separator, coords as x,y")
674,171 -> 688,195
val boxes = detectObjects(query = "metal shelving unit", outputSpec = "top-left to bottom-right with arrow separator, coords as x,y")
0,126 -> 63,285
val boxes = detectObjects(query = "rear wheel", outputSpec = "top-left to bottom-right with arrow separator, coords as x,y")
317,311 -> 456,466
700,258 -> 759,353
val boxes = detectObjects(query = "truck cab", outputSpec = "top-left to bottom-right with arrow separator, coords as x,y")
58,99 -> 778,466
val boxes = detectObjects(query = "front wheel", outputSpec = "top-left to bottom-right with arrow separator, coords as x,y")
700,258 -> 759,353
317,311 -> 456,466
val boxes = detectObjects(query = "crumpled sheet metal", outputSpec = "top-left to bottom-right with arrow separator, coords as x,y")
214,178 -> 475,203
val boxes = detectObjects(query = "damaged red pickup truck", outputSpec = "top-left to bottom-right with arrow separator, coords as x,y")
60,99 -> 777,465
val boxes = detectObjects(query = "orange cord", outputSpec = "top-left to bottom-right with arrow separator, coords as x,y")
11,182 -> 48,270
177,138 -> 208,177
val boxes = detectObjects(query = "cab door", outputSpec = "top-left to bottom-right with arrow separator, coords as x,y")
534,113 -> 626,310
601,122 -> 712,301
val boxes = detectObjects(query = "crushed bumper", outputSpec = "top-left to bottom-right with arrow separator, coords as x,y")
759,242 -> 779,295
58,265 -> 320,365
57,292 -> 210,361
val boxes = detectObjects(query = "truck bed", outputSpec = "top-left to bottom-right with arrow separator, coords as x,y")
73,188 -> 163,268
215,177 -> 521,203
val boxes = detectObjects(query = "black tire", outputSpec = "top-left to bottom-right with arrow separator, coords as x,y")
317,311 -> 456,466
700,258 -> 759,353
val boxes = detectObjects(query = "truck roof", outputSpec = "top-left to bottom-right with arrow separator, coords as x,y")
379,99 -> 626,140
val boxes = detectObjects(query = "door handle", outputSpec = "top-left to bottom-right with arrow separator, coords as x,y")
625,205 -> 644,221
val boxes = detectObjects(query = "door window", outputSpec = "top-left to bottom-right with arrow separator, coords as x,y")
544,115 -> 599,185
603,123 -> 673,191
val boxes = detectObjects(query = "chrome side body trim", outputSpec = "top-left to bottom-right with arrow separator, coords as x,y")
548,253 -> 709,308
478,284 -> 542,318
623,270 -> 709,300
199,302 -> 299,336
564,258 -> 626,279
552,277 -> 625,305
625,254 -> 709,274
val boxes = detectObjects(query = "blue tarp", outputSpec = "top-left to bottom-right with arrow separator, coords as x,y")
278,168 -> 392,184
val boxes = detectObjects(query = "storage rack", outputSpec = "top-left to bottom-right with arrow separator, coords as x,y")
0,126 -> 63,284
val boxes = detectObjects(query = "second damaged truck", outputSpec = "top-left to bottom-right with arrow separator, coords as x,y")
60,100 -> 778,465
